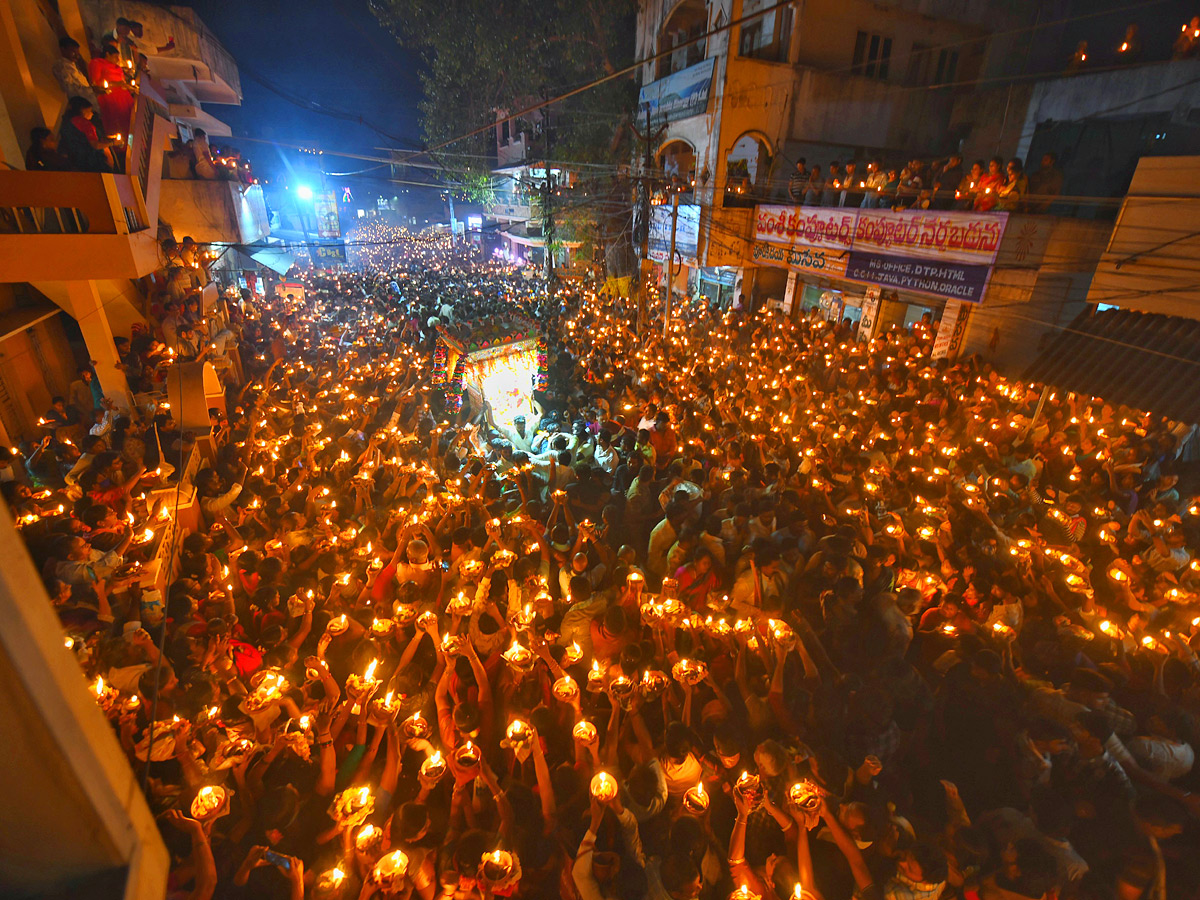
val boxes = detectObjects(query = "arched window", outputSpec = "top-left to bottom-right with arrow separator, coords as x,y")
658,0 -> 709,79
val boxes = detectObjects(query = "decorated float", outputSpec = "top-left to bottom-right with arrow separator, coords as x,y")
431,318 -> 548,422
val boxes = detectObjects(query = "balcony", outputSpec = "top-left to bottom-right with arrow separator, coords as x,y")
0,171 -> 158,281
157,180 -> 269,244
79,1 -> 241,104
488,201 -> 533,222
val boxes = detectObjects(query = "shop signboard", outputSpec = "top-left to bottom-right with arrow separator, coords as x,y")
750,240 -> 848,277
648,203 -> 700,266
858,285 -> 881,341
638,59 -> 716,125
309,242 -> 348,267
314,190 -> 342,240
752,204 -> 1008,303
844,252 -> 990,302
932,300 -> 972,359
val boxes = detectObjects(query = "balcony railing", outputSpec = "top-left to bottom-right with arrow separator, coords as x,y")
488,202 -> 533,220
0,172 -> 159,281
0,172 -> 148,235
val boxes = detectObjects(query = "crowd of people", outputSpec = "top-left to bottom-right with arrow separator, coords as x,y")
25,19 -> 255,183
782,154 -> 1065,215
7,234 -> 1200,900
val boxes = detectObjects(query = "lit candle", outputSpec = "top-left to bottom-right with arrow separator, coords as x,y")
503,640 -> 535,671
454,740 -> 481,768
683,780 -> 710,814
373,850 -> 409,889
590,771 -> 618,801
403,711 -> 431,739
190,784 -> 226,820
420,749 -> 446,780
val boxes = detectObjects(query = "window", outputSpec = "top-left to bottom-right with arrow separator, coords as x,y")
934,49 -> 959,84
738,3 -> 793,63
906,43 -> 932,85
852,30 -> 892,79
501,120 -> 510,145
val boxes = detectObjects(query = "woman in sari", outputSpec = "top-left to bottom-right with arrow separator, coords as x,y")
59,97 -> 114,172
676,546 -> 720,611
88,43 -> 134,139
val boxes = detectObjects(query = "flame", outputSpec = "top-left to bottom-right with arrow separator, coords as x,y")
364,659 -> 379,680
383,690 -> 395,706
428,749 -> 443,765
329,866 -> 346,886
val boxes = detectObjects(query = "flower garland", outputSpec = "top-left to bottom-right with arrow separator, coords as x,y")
432,338 -> 449,386
536,337 -> 549,392
446,355 -> 466,412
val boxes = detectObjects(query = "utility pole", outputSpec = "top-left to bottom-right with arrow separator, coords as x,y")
542,107 -> 556,284
632,102 -> 664,335
663,191 -> 679,338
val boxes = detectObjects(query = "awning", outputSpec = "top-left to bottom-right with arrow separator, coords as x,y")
1024,307 -> 1200,423
248,246 -> 297,276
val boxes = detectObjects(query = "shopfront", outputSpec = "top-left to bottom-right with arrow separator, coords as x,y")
750,203 -> 1008,342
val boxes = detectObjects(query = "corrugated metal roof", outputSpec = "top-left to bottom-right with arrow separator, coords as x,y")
1024,307 -> 1200,424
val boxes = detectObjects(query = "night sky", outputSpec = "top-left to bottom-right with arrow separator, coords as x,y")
185,0 -> 435,210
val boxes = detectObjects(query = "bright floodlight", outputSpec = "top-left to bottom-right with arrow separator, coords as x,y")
296,185 -> 314,201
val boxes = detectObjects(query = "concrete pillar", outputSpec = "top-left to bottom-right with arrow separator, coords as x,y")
62,281 -> 131,408
0,0 -> 40,168
0,495 -> 170,900
875,296 -> 908,335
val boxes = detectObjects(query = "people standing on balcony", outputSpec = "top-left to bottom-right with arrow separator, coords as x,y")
52,37 -> 97,108
931,154 -> 963,211
956,160 -> 983,209
787,159 -> 808,204
803,165 -> 825,206
59,97 -> 115,172
89,43 -> 134,140
1066,40 -> 1090,73
191,129 -> 219,180
997,159 -> 1028,212
1173,18 -> 1200,58
25,127 -> 71,172
101,18 -> 139,68
862,160 -> 887,208
1116,24 -> 1143,62
839,161 -> 863,208
973,157 -> 1005,212
821,161 -> 843,206
1026,153 -> 1065,213
893,159 -> 925,210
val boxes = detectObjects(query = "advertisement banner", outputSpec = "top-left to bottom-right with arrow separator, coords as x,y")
752,203 -> 1008,302
845,252 -> 991,303
309,242 -> 348,267
314,190 -> 341,240
932,300 -> 971,359
638,59 -> 716,125
858,285 -> 881,342
750,240 -> 848,278
853,208 -> 1007,265
648,203 -> 701,266
754,205 -> 857,252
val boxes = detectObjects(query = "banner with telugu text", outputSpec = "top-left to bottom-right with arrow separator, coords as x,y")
752,204 -> 1008,303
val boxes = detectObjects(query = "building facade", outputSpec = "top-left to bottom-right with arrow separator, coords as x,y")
633,0 -> 1200,372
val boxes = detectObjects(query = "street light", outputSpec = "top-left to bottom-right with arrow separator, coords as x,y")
296,185 -> 314,201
